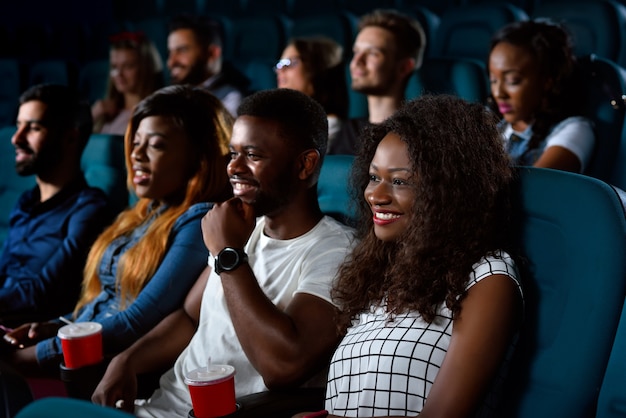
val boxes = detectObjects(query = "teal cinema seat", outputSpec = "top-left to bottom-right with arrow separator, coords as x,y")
499,167 -> 626,417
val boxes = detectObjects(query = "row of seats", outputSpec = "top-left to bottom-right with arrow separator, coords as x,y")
1,2 -> 626,186
110,0 -> 614,22
106,0 -> 626,67
1,0 -> 625,121
3,0 -> 626,67
5,166 -> 626,418
0,58 -> 109,127
2,0 -> 624,110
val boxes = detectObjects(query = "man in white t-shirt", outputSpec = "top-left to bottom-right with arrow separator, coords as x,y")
91,89 -> 355,417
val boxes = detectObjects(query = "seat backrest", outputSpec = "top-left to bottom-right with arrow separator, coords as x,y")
412,56 -> 489,103
610,124 -> 626,192
0,58 -> 21,127
500,167 -> 626,417
317,154 -> 357,227
597,293 -> 626,418
399,4 -> 441,59
291,0 -> 338,18
27,59 -> 77,89
234,58 -> 276,93
240,0 -> 293,17
578,54 -> 626,183
231,15 -> 290,62
127,17 -> 169,65
342,0 -> 398,17
0,126 -> 36,248
78,59 -> 110,105
289,12 -> 358,61
162,0 -> 200,16
432,3 -> 529,61
81,133 -> 129,215
345,63 -> 369,119
397,0 -> 455,16
533,0 -> 626,68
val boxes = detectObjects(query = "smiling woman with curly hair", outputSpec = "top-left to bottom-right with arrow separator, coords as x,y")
323,94 -> 524,418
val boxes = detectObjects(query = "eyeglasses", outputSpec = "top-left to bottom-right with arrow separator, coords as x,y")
274,58 -> 300,72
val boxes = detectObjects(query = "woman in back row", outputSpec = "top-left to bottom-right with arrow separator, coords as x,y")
275,36 -> 349,154
92,31 -> 164,135
488,19 -> 595,173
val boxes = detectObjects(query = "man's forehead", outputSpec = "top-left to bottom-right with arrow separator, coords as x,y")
18,100 -> 49,123
230,116 -> 287,147
355,27 -> 396,50
168,29 -> 198,47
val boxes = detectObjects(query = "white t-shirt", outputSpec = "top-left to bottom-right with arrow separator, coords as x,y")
501,116 -> 595,172
325,251 -> 521,417
135,216 -> 356,418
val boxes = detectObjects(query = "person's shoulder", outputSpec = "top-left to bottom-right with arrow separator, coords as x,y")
553,115 -> 594,129
314,216 -> 357,244
76,185 -> 109,207
468,250 -> 521,291
175,202 -> 213,224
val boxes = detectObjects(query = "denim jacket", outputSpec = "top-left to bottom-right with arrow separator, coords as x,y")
36,201 -> 211,366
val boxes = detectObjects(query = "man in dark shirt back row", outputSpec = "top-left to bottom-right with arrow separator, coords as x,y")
0,84 -> 111,328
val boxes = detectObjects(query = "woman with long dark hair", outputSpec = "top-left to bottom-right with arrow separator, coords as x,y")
303,95 -> 523,417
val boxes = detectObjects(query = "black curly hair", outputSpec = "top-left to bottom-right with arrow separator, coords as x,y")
332,94 -> 516,328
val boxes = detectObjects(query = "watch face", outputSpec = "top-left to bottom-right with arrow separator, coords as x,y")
220,248 -> 240,269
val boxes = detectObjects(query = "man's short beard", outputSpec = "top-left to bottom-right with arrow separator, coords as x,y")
15,160 -> 36,176
171,59 -> 209,86
15,142 -> 61,177
352,82 -> 395,97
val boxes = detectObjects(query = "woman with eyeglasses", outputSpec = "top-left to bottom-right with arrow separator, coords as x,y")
275,36 -> 349,153
92,31 -> 164,135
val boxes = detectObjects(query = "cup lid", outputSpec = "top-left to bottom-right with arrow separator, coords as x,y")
184,364 -> 235,386
57,322 -> 102,339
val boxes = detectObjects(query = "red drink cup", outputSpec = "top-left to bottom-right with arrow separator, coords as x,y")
57,322 -> 103,369
185,364 -> 236,418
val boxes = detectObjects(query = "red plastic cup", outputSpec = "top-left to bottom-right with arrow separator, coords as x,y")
185,364 -> 236,418
57,322 -> 103,369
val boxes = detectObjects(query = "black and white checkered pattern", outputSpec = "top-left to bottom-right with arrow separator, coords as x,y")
326,251 -> 522,417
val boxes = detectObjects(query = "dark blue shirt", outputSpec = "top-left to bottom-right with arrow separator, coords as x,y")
0,176 -> 111,323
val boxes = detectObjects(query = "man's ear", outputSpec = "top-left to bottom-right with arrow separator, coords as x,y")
297,149 -> 321,181
208,44 -> 222,60
62,127 -> 80,146
398,57 -> 416,81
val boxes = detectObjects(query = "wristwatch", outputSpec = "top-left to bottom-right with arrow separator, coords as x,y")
214,247 -> 248,275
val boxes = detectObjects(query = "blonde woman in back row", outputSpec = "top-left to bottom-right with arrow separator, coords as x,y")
92,31 -> 164,135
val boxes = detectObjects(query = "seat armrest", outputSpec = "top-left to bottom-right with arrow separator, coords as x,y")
219,387 -> 325,418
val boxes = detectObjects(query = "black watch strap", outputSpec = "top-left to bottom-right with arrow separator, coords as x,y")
214,247 -> 248,275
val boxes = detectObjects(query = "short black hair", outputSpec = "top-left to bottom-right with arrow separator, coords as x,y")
237,88 -> 328,160
19,83 -> 93,150
168,14 -> 222,48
